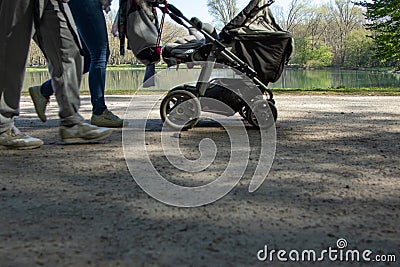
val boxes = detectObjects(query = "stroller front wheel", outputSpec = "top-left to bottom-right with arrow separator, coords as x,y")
160,90 -> 201,130
247,100 -> 277,129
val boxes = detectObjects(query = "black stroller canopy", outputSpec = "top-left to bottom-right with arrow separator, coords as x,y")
222,0 -> 283,34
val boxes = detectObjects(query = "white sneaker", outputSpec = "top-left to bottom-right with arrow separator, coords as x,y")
0,126 -> 43,150
59,123 -> 112,143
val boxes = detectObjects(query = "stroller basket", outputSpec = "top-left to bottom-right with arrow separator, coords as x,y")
232,31 -> 292,83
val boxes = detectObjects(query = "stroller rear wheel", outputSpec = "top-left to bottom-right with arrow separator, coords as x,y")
246,100 -> 277,129
160,90 -> 201,130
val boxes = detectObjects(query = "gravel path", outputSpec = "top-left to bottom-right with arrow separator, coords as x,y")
1,95 -> 399,266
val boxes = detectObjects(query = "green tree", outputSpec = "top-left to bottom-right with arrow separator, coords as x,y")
291,38 -> 312,66
309,45 -> 334,67
343,29 -> 375,67
291,38 -> 333,67
358,0 -> 400,69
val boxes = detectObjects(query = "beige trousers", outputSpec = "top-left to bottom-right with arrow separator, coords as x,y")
0,0 -> 84,132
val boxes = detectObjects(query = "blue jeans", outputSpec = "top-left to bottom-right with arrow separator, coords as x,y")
41,0 -> 109,115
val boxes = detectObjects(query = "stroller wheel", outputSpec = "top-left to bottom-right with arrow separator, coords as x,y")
267,101 -> 278,122
247,100 -> 277,129
160,90 -> 201,130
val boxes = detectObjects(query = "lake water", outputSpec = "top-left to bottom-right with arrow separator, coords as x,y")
272,69 -> 400,89
23,68 -> 400,92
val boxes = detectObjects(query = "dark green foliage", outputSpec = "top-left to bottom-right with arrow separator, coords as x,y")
357,0 -> 400,69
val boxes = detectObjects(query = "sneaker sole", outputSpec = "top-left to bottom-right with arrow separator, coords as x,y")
61,130 -> 112,144
0,143 -> 43,150
29,87 -> 47,122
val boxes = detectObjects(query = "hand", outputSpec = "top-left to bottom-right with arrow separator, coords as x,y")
100,0 -> 112,13
111,21 -> 119,37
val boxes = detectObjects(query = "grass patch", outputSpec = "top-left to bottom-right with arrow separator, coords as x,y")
26,66 -> 47,72
106,64 -> 146,71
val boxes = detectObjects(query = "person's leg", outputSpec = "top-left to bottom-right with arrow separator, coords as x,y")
0,0 -> 43,149
37,0 -> 111,142
40,80 -> 54,99
0,0 -> 33,131
81,39 -> 92,75
68,0 -> 108,116
29,31 -> 91,122
68,0 -> 122,127
39,31 -> 91,99
38,0 -> 112,142
143,64 -> 156,88
37,0 -> 84,127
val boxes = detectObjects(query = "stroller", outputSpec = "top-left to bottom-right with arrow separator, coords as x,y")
147,0 -> 293,129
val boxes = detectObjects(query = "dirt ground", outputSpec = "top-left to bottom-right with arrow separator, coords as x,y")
0,95 -> 399,266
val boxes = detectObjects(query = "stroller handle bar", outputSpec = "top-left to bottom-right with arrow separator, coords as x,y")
190,17 -> 218,38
